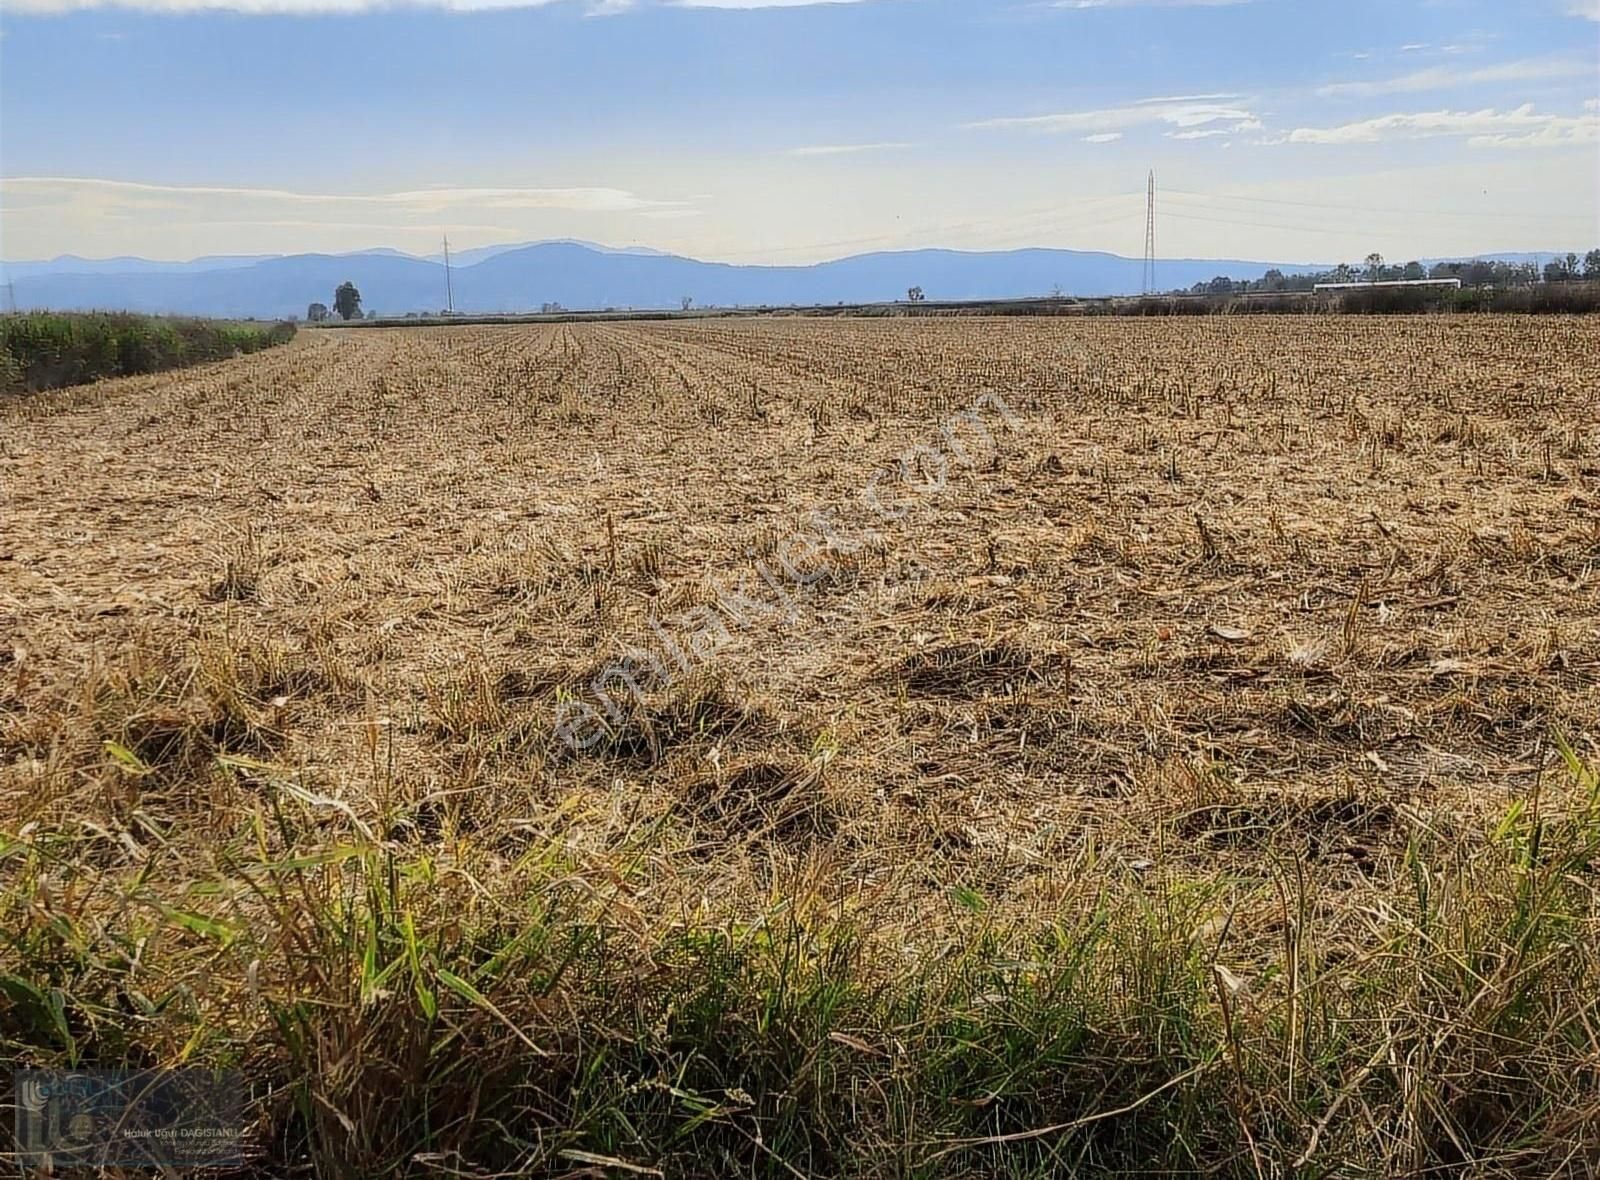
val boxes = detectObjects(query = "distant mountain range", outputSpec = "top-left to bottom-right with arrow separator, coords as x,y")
0,240 -> 1569,319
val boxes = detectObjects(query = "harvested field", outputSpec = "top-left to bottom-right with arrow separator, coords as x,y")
3,315 -> 1600,1175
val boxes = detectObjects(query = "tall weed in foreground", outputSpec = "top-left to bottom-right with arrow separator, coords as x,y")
2,727 -> 1597,1175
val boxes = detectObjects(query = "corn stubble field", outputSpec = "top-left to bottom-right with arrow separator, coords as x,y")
3,315 -> 1599,1176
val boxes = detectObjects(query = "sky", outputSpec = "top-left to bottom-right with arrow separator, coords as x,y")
0,0 -> 1597,266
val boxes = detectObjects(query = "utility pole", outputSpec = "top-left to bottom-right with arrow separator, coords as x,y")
1143,170 -> 1157,295
442,233 -> 455,315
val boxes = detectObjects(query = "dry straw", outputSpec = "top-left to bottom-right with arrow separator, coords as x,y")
2,314 -> 1598,1175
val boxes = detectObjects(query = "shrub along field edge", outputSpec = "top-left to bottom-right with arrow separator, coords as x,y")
0,311 -> 296,394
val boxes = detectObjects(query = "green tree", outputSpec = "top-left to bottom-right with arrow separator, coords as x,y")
306,302 -> 329,323
907,286 -> 925,303
1402,261 -> 1425,281
333,282 -> 362,321
1364,252 -> 1384,282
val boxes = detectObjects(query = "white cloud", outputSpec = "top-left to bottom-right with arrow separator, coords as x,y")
1285,105 -> 1600,149
784,141 -> 912,156
1082,132 -> 1123,143
0,175 -> 688,214
1569,0 -> 1599,20
1163,116 -> 1259,142
2,0 -> 860,11
966,96 -> 1258,136
674,0 -> 865,7
4,0 -> 561,11
1135,92 -> 1243,103
1317,57 -> 1592,97
1053,0 -> 1257,8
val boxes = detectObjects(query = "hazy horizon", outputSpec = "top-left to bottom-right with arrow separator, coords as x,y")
3,238 -> 1593,273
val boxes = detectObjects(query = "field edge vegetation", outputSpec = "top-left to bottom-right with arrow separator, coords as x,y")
0,311 -> 296,395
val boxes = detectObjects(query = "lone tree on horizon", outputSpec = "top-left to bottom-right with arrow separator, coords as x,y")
306,302 -> 329,323
334,281 -> 363,321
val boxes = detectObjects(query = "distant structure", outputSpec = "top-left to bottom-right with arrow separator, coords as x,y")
442,233 -> 456,315
1313,278 -> 1462,292
1142,170 -> 1157,295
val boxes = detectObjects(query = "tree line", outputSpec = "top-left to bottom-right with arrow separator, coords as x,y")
1177,249 -> 1600,297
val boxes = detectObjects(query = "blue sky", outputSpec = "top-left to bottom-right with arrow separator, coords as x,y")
1,0 -> 1596,264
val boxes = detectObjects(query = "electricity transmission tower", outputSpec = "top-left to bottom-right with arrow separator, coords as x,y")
442,233 -> 455,315
1142,170 -> 1157,295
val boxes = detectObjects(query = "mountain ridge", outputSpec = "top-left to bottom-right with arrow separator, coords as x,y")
2,241 -> 1570,318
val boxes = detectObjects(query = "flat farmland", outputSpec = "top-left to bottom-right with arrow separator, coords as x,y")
4,316 -> 1599,1176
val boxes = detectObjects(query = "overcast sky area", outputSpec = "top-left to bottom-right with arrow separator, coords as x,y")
1,0 -> 1596,265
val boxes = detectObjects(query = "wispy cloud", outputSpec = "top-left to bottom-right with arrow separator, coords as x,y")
1081,132 -> 1123,143
965,95 -> 1257,136
1317,57 -> 1592,97
1285,104 -> 1599,149
673,0 -> 866,7
784,141 -> 911,156
5,0 -> 563,11
1052,0 -> 1258,8
3,0 -> 861,12
0,176 -> 689,214
1134,91 -> 1242,103
1568,0 -> 1599,20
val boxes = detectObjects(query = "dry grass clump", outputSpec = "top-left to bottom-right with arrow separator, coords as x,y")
892,637 -> 1067,698
3,316 -> 1600,1175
